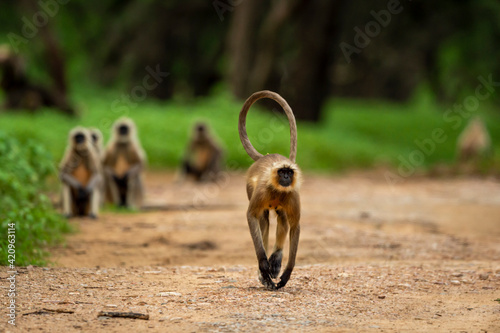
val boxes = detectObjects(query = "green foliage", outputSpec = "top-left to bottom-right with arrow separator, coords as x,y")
436,0 -> 500,102
0,132 -> 72,266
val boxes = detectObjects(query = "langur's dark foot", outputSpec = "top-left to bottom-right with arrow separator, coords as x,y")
268,250 -> 283,279
77,188 -> 88,200
258,271 -> 277,290
119,194 -> 127,207
276,269 -> 292,289
258,259 -> 277,290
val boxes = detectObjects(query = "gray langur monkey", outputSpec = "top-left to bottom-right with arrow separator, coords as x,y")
103,118 -> 146,209
239,90 -> 303,290
59,127 -> 101,218
88,127 -> 104,205
88,127 -> 104,159
457,116 -> 492,162
181,122 -> 224,182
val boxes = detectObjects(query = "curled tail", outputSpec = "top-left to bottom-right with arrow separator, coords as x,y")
238,90 -> 297,162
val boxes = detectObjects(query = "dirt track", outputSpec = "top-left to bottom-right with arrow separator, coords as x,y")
2,171 -> 500,332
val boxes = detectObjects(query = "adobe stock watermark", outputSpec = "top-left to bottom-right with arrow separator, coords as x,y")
181,110 -> 288,222
99,65 -> 169,133
7,0 -> 70,53
339,0 -> 412,64
385,74 -> 499,187
6,220 -> 17,326
212,0 -> 243,21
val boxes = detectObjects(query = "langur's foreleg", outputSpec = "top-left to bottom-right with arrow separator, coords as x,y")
269,209 -> 289,279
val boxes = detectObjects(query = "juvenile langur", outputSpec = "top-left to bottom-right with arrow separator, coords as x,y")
181,122 -> 223,182
103,118 -> 146,209
88,127 -> 104,205
59,127 -> 101,218
239,90 -> 302,290
457,117 -> 492,162
88,127 -> 104,159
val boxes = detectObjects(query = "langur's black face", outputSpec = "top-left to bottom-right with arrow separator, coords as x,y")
74,132 -> 85,145
118,124 -> 129,136
194,123 -> 207,140
195,124 -> 207,137
277,168 -> 294,187
196,124 -> 206,133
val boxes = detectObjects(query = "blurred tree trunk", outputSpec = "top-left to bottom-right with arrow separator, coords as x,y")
38,26 -> 75,114
283,0 -> 343,122
92,1 -> 224,99
12,0 -> 75,115
226,0 -> 265,98
227,0 -> 342,122
248,0 -> 301,93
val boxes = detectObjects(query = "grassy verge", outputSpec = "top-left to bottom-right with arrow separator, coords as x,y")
0,87 -> 499,172
0,133 -> 72,266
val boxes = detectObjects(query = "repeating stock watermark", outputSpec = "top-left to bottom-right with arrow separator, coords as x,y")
212,0 -> 243,21
181,110 -> 288,222
7,0 -> 70,53
6,220 -> 17,326
384,74 -> 499,187
340,0 -> 411,64
99,65 -> 170,133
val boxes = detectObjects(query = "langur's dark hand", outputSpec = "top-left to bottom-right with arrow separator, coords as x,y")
84,185 -> 93,194
77,186 -> 87,199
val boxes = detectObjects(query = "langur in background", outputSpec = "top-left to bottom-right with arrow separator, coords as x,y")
457,116 -> 491,163
89,127 -> 104,205
89,127 -> 104,159
59,127 -> 101,218
180,122 -> 223,182
103,118 -> 146,209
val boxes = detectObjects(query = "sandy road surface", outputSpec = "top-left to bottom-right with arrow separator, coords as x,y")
2,171 -> 500,332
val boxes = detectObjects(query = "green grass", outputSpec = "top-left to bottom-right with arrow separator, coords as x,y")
0,133 -> 72,266
0,86 -> 499,173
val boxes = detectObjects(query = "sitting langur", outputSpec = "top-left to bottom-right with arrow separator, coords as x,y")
181,122 -> 223,182
59,127 -> 101,218
89,127 -> 104,159
103,118 -> 146,209
457,116 -> 491,162
89,127 -> 105,204
239,90 -> 302,290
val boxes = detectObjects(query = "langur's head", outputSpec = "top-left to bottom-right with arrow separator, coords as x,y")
268,161 -> 302,192
196,122 -> 206,133
88,127 -> 103,148
193,122 -> 209,139
69,127 -> 91,153
0,44 -> 11,63
112,117 -> 136,144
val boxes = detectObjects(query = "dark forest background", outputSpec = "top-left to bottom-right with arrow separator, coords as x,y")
0,0 -> 499,174
1,0 -> 500,121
